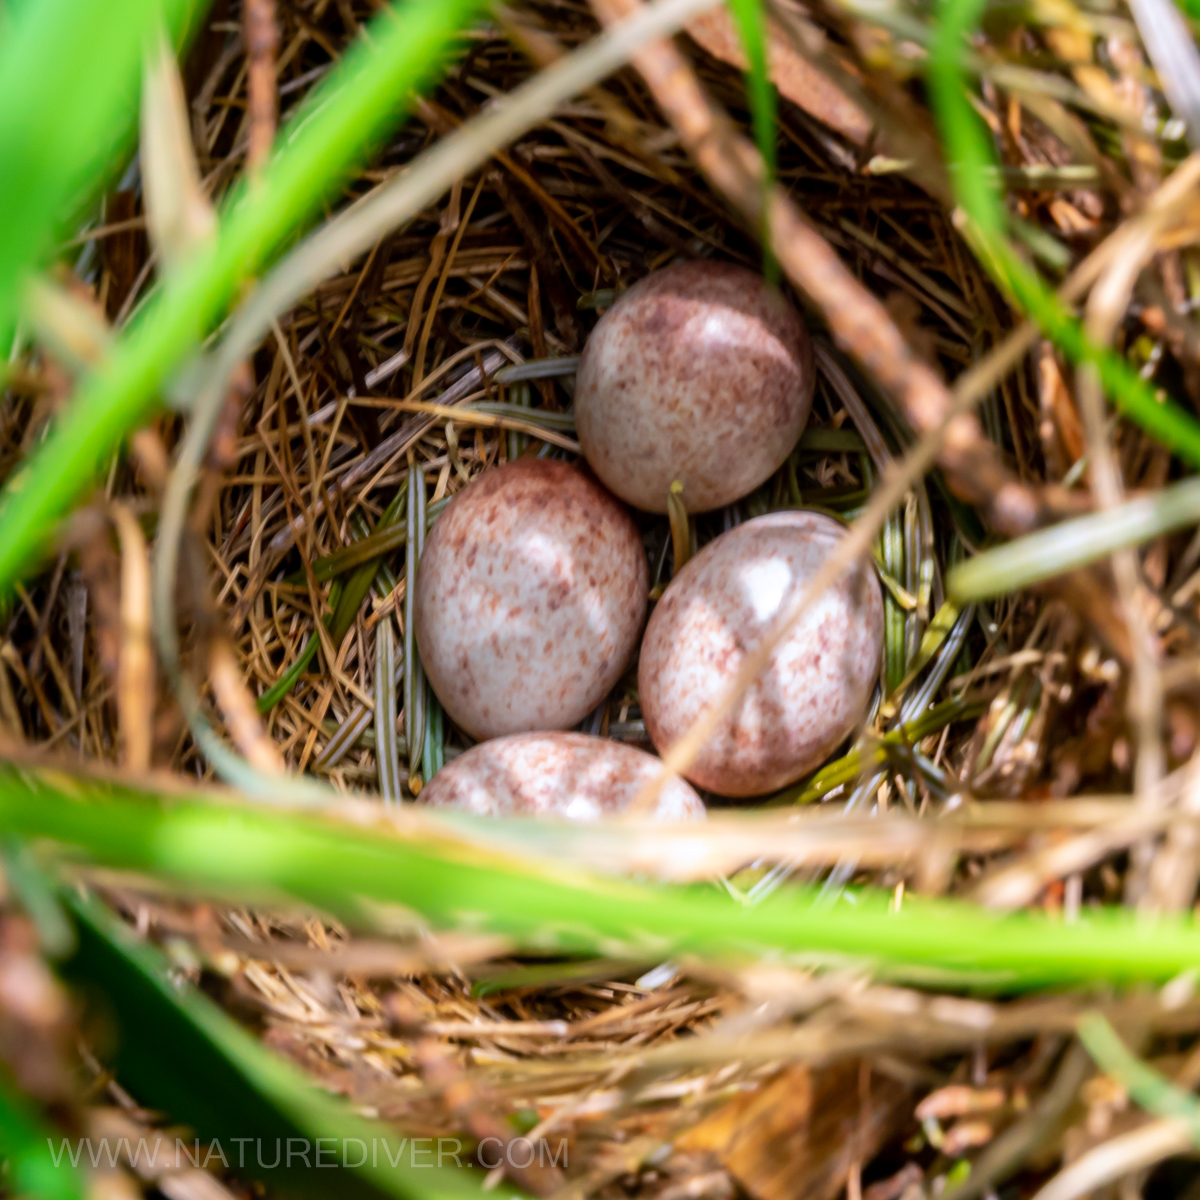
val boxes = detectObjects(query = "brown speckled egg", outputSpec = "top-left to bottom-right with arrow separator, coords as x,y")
420,732 -> 705,820
575,260 -> 814,514
415,460 -> 648,740
638,510 -> 883,797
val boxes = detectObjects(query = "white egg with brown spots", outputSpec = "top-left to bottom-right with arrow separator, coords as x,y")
638,510 -> 884,797
575,260 -> 814,514
415,460 -> 648,740
420,732 -> 705,820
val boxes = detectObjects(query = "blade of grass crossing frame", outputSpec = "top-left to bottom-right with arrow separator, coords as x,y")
928,0 -> 1200,467
724,0 -> 779,282
375,621 -> 402,804
405,465 -> 427,790
0,0 -> 486,596
948,475 -> 1200,599
10,768 -> 1200,987
927,0 -> 1001,240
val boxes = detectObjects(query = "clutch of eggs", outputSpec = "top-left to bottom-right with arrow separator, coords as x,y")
639,510 -> 884,797
412,260 -> 876,804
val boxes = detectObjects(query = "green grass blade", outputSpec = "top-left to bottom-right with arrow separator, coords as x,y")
926,0 -> 1000,240
59,888 -> 516,1200
724,0 -> 779,282
423,689 -> 445,781
329,489 -> 408,643
289,524 -> 410,586
254,631 -> 322,715
1078,1013 -> 1200,1134
777,693 -> 985,805
376,620 -> 402,804
404,465 -> 427,785
8,769 -> 1200,989
928,0 -> 1200,467
258,484 -> 408,714
255,579 -> 344,714
880,512 -> 906,693
0,1067 -> 82,1200
878,598 -> 962,722
0,0 -> 485,596
0,836 -> 73,957
950,476 -> 1200,600
0,0 -> 206,350
290,496 -> 451,585
988,237 -> 1200,466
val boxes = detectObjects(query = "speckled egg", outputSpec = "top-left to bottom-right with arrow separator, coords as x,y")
575,260 -> 814,514
420,732 -> 705,820
638,510 -> 883,797
415,460 -> 648,740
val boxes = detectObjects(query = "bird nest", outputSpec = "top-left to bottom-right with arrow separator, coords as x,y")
7,1 -> 1200,1200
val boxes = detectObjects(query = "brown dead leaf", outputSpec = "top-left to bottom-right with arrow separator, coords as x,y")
685,7 -> 872,146
676,1061 -> 911,1200
1038,343 -> 1086,478
942,1119 -> 997,1155
916,1084 -> 1006,1121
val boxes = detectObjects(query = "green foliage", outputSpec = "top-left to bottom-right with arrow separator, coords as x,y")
0,0 -> 206,352
0,0 -> 486,598
0,1067 -> 82,1200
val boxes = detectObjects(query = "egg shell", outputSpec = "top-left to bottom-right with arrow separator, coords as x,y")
575,260 -> 814,514
415,459 -> 648,740
638,510 -> 883,796
420,732 -> 705,820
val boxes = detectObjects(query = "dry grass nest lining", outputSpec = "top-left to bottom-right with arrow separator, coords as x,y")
135,12 -> 1004,789
12,0 -> 1200,1198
